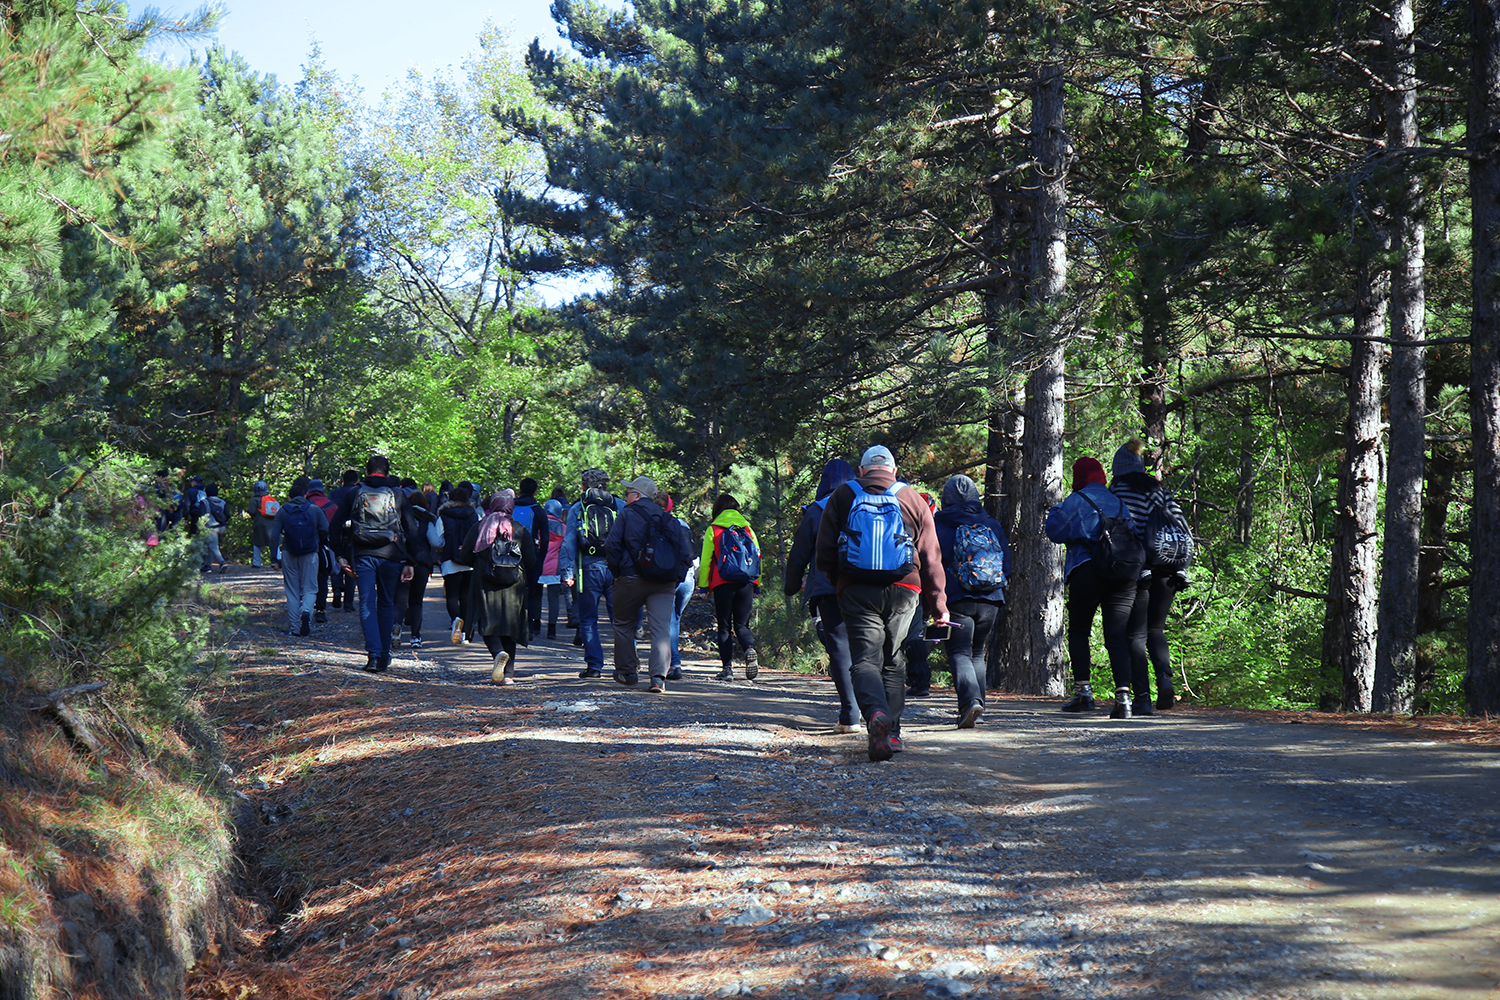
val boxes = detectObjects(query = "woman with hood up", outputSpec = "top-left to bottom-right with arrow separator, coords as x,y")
1045,455 -> 1142,718
932,474 -> 1012,730
698,493 -> 761,681
1109,439 -> 1190,711
458,489 -> 537,683
784,458 -> 859,731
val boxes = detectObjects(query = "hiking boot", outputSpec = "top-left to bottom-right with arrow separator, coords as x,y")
491,650 -> 513,684
889,733 -> 904,753
331,599 -> 342,609
867,710 -> 893,762
959,703 -> 983,729
715,667 -> 734,682
906,687 -> 930,698
363,654 -> 388,674
1132,692 -> 1155,716
744,648 -> 759,680
648,676 -> 666,694
450,617 -> 464,644
612,668 -> 638,687
1156,686 -> 1176,710
1109,688 -> 1132,720
410,636 -> 423,650
314,609 -> 328,623
578,667 -> 603,679
299,612 -> 312,637
1061,685 -> 1095,713
665,666 -> 683,681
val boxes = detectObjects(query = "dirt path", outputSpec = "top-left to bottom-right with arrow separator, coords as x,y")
195,570 -> 1500,1000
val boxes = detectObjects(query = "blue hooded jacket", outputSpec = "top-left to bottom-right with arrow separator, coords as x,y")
784,458 -> 856,603
932,474 -> 1010,602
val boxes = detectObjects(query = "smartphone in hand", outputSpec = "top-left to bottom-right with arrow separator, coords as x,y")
923,622 -> 952,642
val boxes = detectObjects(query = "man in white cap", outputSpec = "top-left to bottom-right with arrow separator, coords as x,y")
814,445 -> 949,761
603,475 -> 692,693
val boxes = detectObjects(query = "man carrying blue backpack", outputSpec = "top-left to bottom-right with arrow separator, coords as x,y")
814,445 -> 950,762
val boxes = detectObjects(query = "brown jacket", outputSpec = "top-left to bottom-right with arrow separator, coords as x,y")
814,466 -> 949,619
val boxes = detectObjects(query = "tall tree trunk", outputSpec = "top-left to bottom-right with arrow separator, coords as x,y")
1374,0 -> 1428,714
982,170 -> 1025,527
1467,0 -> 1500,715
1324,265 -> 1388,712
1235,407 -> 1255,544
1005,55 -> 1069,697
1414,444 -> 1456,711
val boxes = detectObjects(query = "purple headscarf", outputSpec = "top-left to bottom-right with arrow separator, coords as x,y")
475,489 -> 516,551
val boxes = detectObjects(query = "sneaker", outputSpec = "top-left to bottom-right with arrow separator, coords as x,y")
331,600 -> 342,609
491,650 -> 513,684
866,710 -> 893,762
391,623 -> 402,643
410,636 -> 423,650
715,667 -> 734,682
648,676 -> 666,694
744,648 -> 759,680
299,612 -> 312,637
665,666 -> 683,681
450,618 -> 464,644
314,609 -> 328,623
835,723 -> 858,734
1156,686 -> 1176,710
958,703 -> 983,729
1061,687 -> 1095,713
612,668 -> 639,687
578,667 -> 603,679
889,734 -> 904,753
1109,688 -> 1132,720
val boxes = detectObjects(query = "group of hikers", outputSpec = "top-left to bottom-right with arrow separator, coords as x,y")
158,438 -> 1194,762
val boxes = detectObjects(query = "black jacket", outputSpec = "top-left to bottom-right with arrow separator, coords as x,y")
604,500 -> 691,579
340,474 -> 417,565
438,500 -> 481,566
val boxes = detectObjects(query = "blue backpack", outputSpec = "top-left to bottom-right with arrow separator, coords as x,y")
717,524 -> 761,583
954,522 -> 1007,591
838,481 -> 915,584
282,502 -> 319,556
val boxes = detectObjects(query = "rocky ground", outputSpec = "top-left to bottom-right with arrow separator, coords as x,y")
190,569 -> 1500,1000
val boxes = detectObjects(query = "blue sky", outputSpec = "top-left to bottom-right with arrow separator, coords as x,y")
147,0 -> 569,97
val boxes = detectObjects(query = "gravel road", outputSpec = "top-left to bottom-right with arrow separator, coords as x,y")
212,571 -> 1500,1000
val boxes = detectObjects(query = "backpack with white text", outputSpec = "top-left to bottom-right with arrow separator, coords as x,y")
1143,492 -> 1194,571
954,522 -> 1007,591
838,481 -> 915,584
581,489 -> 616,557
350,485 -> 403,547
717,524 -> 761,583
281,502 -> 319,556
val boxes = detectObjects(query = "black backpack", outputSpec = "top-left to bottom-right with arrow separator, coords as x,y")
581,489 -> 616,557
482,536 -> 524,587
1144,492 -> 1194,571
1079,492 -> 1146,582
631,506 -> 688,582
350,485 -> 403,546
281,502 -> 319,556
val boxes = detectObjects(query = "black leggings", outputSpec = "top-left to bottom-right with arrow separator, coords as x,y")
712,581 -> 756,666
1131,573 -> 1178,696
1066,561 -> 1138,690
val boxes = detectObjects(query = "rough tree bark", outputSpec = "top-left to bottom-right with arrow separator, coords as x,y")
1324,265 -> 1388,712
1414,445 -> 1456,710
1374,0 -> 1427,714
1467,0 -> 1500,715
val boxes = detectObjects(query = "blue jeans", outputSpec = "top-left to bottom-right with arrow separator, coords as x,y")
670,577 -> 694,668
578,559 -> 614,672
355,554 -> 403,657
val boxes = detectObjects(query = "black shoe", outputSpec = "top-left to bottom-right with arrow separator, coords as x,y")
665,667 -> 683,681
1061,689 -> 1095,713
547,628 -> 557,640
578,667 -> 603,679
889,733 -> 904,753
715,667 -> 733,682
867,710 -> 893,762
613,668 -> 638,687
572,631 -> 584,646
1133,693 -> 1155,716
958,703 -> 983,729
343,603 -> 354,613
906,688 -> 930,698
1156,687 -> 1176,710
299,612 -> 312,637
314,609 -> 328,623
363,655 -> 388,674
331,600 -> 342,609
1109,688 -> 1132,720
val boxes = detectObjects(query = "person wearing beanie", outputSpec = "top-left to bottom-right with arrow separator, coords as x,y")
932,474 -> 1012,730
1109,439 -> 1192,711
559,468 -> 627,676
814,444 -> 950,761
1045,451 -> 1144,718
785,458 -> 860,732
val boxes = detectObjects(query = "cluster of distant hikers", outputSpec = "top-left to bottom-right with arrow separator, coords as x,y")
150,440 -> 1194,762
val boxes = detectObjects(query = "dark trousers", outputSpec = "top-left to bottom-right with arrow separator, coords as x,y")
945,598 -> 1001,713
329,563 -> 355,608
712,581 -> 756,666
1131,573 -> 1178,697
838,583 -> 920,732
482,634 -> 517,673
811,594 -> 857,727
444,571 -> 470,628
392,565 -> 432,639
1066,562 -> 1138,690
903,610 -> 931,692
527,579 -> 544,631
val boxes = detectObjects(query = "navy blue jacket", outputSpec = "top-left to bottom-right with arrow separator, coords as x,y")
933,501 -> 1011,603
